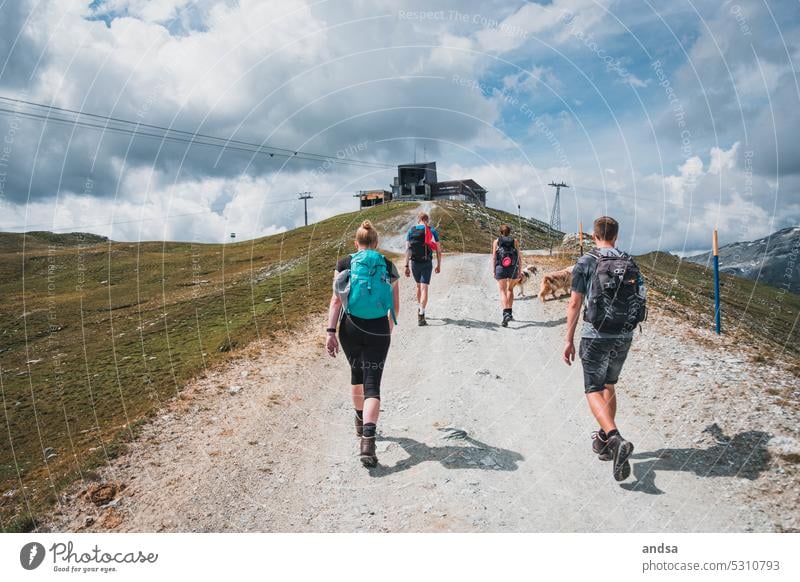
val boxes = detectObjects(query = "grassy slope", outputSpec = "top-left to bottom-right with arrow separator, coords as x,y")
2,200 -> 795,530
637,251 -> 800,359
430,200 -> 558,253
431,201 -> 798,358
0,202 -> 413,531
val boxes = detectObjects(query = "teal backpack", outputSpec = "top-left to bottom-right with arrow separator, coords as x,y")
343,249 -> 396,322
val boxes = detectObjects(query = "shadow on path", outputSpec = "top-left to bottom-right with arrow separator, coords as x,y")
539,294 -> 570,303
429,316 -> 566,330
621,424 -> 772,495
369,430 -> 524,477
511,317 -> 567,329
429,317 -> 501,330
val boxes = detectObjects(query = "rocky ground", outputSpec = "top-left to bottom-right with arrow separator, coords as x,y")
40,248 -> 799,533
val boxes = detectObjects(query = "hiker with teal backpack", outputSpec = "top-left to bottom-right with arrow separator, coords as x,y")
326,220 -> 400,467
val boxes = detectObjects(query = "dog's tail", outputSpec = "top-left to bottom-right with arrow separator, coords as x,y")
538,278 -> 548,302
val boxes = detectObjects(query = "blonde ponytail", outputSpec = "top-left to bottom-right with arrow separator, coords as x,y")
355,220 -> 379,247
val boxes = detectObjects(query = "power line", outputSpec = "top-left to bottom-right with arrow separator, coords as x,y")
0,105 -> 391,170
0,95 -> 395,170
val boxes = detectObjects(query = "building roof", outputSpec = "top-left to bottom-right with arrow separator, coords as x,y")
435,179 -> 487,193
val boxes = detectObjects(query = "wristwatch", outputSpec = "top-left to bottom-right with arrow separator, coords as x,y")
326,327 -> 336,334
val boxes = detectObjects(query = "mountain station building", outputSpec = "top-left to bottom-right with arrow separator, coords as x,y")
357,161 -> 487,208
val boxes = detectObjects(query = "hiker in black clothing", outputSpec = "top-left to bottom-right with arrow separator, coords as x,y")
563,216 -> 647,482
492,224 -> 521,327
326,220 -> 400,467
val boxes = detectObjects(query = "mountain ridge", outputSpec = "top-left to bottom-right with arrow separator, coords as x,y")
684,226 -> 799,294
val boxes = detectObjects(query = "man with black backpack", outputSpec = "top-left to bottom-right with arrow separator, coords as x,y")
404,211 -> 441,326
563,216 -> 647,482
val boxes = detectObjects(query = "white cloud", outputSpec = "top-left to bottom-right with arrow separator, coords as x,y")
1,0 -> 796,253
624,73 -> 648,88
442,142 -> 797,254
665,0 -> 800,176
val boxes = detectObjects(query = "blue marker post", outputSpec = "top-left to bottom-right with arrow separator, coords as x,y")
713,229 -> 721,334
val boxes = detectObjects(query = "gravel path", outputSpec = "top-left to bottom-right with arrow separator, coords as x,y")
43,233 -> 799,532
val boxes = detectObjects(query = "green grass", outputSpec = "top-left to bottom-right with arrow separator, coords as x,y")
430,200 -> 557,253
636,251 -> 800,357
530,248 -> 799,359
0,202 -> 414,530
1,200 -> 795,530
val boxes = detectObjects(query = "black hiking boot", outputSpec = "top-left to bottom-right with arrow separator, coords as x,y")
354,413 -> 363,437
418,313 -> 427,326
591,430 -> 612,461
608,433 -> 634,481
360,436 -> 377,467
501,312 -> 511,327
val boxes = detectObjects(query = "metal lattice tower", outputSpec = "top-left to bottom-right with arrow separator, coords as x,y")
548,181 -> 568,232
547,181 -> 568,253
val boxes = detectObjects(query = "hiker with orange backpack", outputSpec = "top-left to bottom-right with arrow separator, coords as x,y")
326,220 -> 400,467
404,211 -> 441,326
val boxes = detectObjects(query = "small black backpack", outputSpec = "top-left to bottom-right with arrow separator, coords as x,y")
495,236 -> 518,268
408,227 -> 429,261
584,249 -> 647,333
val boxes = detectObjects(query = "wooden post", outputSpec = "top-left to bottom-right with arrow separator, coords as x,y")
579,221 -> 583,256
713,229 -> 721,335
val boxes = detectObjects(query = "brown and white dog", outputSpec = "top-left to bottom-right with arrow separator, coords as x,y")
509,264 -> 538,297
538,265 -> 574,302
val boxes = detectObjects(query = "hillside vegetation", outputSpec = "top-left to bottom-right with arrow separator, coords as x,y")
0,202 -> 413,531
638,251 -> 799,359
430,200 -> 558,253
431,201 -> 797,359
1,200 -> 796,531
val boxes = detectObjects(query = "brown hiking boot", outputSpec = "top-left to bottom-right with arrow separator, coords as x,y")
608,433 -> 634,481
354,413 -> 363,437
592,430 -> 612,461
360,437 -> 377,467
418,313 -> 427,326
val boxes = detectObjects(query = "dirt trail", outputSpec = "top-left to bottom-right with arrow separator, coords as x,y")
380,201 -> 433,254
45,209 -> 799,533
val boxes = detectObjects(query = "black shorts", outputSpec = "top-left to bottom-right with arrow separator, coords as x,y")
411,260 -> 433,284
578,337 -> 632,393
338,314 -> 391,399
494,264 -> 517,280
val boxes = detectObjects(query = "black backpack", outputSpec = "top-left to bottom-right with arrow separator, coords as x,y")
408,227 -> 429,262
584,249 -> 647,333
495,236 -> 518,268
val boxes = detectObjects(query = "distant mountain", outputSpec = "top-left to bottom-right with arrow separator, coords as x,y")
685,226 -> 799,294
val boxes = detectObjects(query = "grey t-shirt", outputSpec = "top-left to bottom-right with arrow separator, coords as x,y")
571,247 -> 635,340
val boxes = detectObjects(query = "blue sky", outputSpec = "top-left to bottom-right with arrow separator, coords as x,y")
0,0 -> 798,253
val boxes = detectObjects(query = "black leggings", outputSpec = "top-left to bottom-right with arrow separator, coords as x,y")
338,314 -> 391,400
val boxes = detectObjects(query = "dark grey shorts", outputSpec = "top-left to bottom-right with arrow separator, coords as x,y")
411,260 -> 433,285
578,337 -> 633,393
